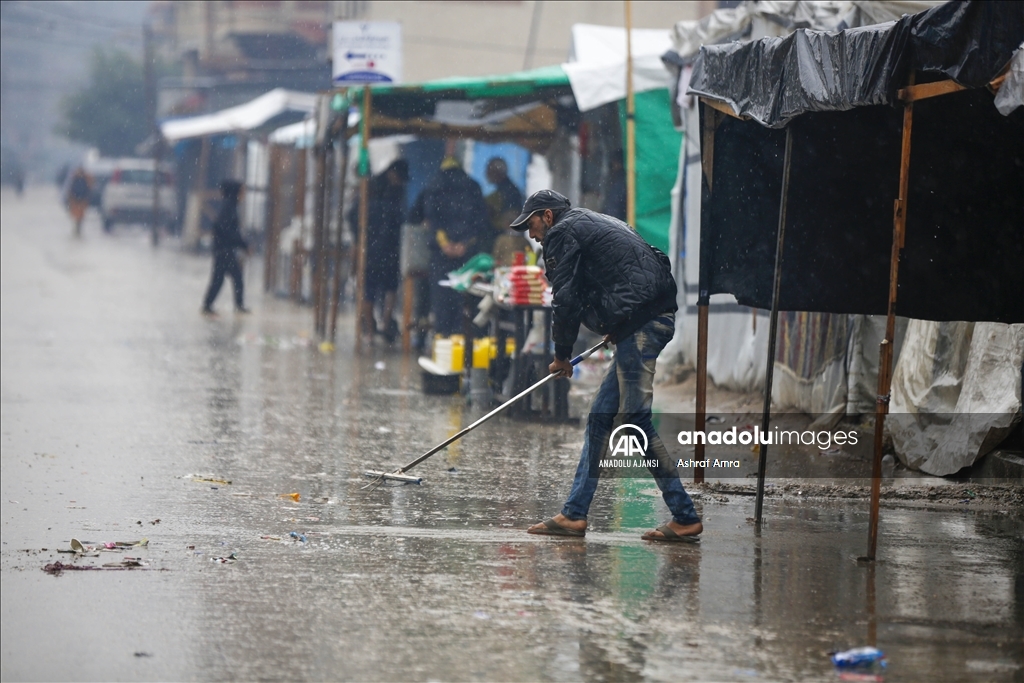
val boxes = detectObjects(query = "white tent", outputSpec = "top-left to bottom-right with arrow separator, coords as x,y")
563,24 -> 674,113
161,89 -> 318,142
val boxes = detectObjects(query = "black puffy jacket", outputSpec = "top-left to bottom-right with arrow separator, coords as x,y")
542,208 -> 677,360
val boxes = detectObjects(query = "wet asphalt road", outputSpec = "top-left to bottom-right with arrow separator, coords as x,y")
2,187 -> 1022,682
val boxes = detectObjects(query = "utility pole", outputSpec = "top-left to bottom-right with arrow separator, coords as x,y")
144,23 -> 161,246
624,0 -> 637,229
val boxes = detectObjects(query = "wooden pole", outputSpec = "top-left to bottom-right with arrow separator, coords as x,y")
329,94 -> 351,342
694,303 -> 708,483
264,144 -> 280,293
866,88 -> 914,561
355,86 -> 372,353
754,126 -> 793,523
318,146 -> 334,336
624,0 -> 637,228
311,142 -> 328,336
694,103 -> 719,484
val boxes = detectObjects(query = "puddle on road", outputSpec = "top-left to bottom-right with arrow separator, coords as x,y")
1,202 -> 1021,682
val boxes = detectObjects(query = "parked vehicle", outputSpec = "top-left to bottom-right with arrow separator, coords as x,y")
99,159 -> 177,231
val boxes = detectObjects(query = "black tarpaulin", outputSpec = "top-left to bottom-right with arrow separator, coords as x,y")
689,1 -> 1024,128
689,0 -> 1024,323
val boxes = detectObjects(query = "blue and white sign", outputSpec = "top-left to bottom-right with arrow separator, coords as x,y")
332,21 -> 402,85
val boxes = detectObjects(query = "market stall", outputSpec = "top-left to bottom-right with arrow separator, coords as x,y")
687,0 -> 1023,556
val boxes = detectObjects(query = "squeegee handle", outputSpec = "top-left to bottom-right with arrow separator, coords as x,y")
396,340 -> 606,474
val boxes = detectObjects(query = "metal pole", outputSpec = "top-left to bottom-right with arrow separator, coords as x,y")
383,340 -> 606,478
624,0 -> 637,228
866,88 -> 914,561
754,125 -> 793,524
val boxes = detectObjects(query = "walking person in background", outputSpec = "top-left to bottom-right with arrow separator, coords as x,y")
348,159 -> 409,343
65,167 -> 92,236
512,190 -> 702,543
202,180 -> 250,316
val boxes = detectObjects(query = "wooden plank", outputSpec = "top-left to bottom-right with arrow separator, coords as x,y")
699,97 -> 744,120
898,79 -> 967,102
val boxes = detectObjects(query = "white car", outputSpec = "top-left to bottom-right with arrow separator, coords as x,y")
100,159 -> 177,231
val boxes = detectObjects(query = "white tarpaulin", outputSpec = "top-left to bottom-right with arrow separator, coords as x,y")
563,24 -> 674,113
268,118 -> 316,147
888,322 -> 1024,476
161,89 -> 318,142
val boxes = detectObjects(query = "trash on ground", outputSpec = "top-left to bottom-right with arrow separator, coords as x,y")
43,560 -> 153,575
374,361 -> 386,370
831,647 -> 887,670
278,492 -> 301,502
289,531 -> 307,543
182,474 -> 232,485
210,553 -> 238,563
103,558 -> 146,568
260,535 -> 282,541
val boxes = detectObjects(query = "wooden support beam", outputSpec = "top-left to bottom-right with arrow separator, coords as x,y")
898,79 -> 967,102
699,97 -> 744,120
865,89 -> 915,562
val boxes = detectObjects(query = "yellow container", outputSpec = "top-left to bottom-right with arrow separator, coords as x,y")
450,335 -> 464,371
472,338 -> 491,369
506,338 -> 516,356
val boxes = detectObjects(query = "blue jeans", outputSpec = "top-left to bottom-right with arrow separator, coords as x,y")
562,313 -> 701,526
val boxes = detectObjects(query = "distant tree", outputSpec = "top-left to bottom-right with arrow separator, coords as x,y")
58,48 -> 148,157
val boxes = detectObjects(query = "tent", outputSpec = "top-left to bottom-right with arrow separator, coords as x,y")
659,1 -> 942,403
161,89 -> 317,142
686,0 -> 1022,554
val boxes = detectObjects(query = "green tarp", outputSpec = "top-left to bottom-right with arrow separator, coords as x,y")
370,65 -> 570,99
620,89 -> 681,254
358,67 -> 681,253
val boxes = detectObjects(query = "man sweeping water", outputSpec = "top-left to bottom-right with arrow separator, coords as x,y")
513,190 -> 702,543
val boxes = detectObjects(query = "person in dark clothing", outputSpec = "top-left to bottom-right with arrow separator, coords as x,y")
348,159 -> 409,342
510,190 -> 702,543
202,180 -> 249,315
484,157 -> 528,266
409,157 -> 489,336
66,167 -> 92,236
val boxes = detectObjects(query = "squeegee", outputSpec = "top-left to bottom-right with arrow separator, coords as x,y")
363,340 -> 607,489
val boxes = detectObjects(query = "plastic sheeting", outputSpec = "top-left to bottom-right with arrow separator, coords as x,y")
658,1 -> 941,398
995,45 -> 1024,116
889,322 -> 1024,476
688,1 -> 1024,128
563,24 -> 674,113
